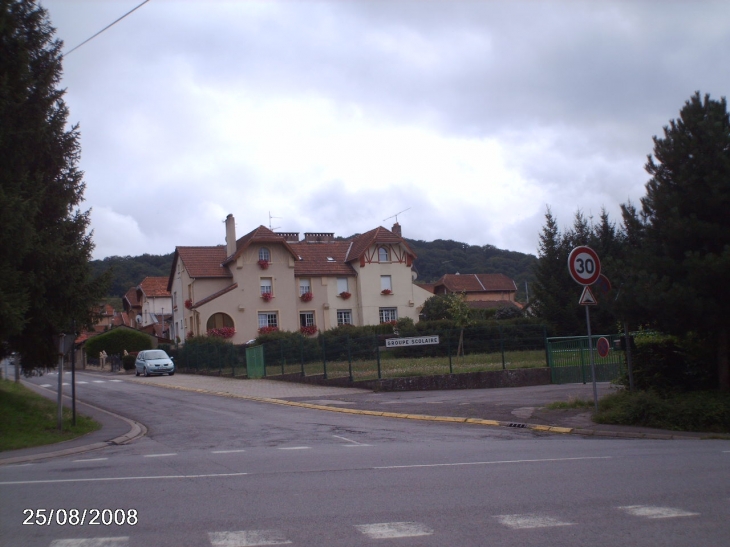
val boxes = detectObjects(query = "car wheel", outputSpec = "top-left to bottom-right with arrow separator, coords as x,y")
143,367 -> 149,377
135,368 -> 140,377
169,371 -> 175,376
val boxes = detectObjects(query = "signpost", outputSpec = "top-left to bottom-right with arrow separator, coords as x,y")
596,337 -> 610,358
568,246 -> 601,412
385,335 -> 439,349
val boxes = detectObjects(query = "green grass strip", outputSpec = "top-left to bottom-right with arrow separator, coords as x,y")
0,380 -> 101,452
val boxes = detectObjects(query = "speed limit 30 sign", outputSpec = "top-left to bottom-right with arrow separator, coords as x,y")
568,246 -> 601,286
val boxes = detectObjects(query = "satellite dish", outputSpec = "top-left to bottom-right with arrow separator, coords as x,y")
136,315 -> 143,324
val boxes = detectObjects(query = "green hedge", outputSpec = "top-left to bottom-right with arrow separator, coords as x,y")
85,329 -> 152,358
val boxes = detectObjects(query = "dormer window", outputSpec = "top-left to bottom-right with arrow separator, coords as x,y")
378,246 -> 390,262
327,256 -> 335,262
259,248 -> 270,262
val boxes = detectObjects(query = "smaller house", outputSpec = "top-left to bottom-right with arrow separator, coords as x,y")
427,273 -> 521,310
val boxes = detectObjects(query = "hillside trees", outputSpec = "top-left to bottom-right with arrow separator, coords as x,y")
0,1 -> 107,365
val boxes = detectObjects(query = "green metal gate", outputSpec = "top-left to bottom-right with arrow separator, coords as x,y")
546,335 -> 624,384
245,345 -> 265,379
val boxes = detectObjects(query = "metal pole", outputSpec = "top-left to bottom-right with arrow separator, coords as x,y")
71,321 -> 76,426
585,306 -> 598,412
57,334 -> 65,431
624,322 -> 635,392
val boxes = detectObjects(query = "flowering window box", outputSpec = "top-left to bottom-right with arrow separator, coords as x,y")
300,291 -> 314,302
258,326 -> 279,335
261,292 -> 274,302
338,291 -> 351,299
300,325 -> 318,336
208,327 -> 235,339
257,259 -> 270,270
381,289 -> 393,295
184,299 -> 193,309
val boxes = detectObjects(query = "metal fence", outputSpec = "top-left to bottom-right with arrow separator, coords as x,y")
170,323 -> 549,381
546,334 -> 625,384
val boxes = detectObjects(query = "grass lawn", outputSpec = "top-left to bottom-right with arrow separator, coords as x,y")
0,380 -> 101,452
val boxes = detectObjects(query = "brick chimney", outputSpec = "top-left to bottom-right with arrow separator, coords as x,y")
225,214 -> 236,257
391,222 -> 402,237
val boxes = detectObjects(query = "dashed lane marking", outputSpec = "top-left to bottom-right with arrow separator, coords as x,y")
277,446 -> 311,450
355,521 -> 434,539
618,505 -> 699,519
208,529 -> 292,546
494,514 -> 574,529
143,453 -> 177,458
49,537 -> 129,547
72,458 -> 109,462
212,449 -> 247,454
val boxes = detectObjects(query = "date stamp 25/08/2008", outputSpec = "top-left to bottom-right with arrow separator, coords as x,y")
22,509 -> 138,526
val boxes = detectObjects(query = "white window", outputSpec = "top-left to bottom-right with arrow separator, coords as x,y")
380,275 -> 392,292
379,307 -> 398,323
299,279 -> 311,295
259,247 -> 270,262
260,277 -> 272,295
258,312 -> 278,329
337,277 -> 348,294
337,309 -> 352,326
300,312 -> 315,327
378,246 -> 390,262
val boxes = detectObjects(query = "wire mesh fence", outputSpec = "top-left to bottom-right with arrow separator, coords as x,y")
168,323 -> 549,381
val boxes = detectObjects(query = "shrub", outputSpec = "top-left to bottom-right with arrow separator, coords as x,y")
122,354 -> 136,370
85,328 -> 152,358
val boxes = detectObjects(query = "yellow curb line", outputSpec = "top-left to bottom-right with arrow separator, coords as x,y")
137,381 -> 577,434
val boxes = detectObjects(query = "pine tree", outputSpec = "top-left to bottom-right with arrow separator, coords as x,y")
628,92 -> 730,389
0,0 -> 107,366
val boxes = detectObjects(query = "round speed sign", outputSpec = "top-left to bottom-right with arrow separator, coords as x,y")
568,246 -> 601,286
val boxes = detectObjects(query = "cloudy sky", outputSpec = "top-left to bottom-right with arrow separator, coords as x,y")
41,0 -> 730,260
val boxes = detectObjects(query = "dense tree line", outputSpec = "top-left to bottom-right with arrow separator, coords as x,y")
90,253 -> 174,298
532,92 -> 730,390
0,1 -> 108,366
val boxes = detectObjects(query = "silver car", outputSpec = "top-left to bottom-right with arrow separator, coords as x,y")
135,350 -> 175,377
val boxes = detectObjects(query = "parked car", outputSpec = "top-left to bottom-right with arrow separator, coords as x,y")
135,349 -> 175,377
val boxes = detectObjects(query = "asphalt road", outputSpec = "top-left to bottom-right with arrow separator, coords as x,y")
1,370 -> 729,547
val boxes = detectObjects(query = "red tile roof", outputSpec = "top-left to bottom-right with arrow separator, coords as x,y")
345,226 -> 416,263
434,273 -> 517,293
177,246 -> 231,278
292,241 -> 357,277
124,287 -> 140,308
138,276 -> 171,298
223,225 -> 298,265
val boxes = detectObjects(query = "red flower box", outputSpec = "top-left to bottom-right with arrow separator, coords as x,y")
338,291 -> 351,299
381,289 -> 392,295
261,292 -> 273,302
300,325 -> 318,336
300,291 -> 313,302
257,259 -> 270,269
184,299 -> 193,309
258,326 -> 279,335
208,327 -> 235,339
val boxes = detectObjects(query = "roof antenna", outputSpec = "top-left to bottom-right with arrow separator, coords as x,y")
268,211 -> 281,231
383,207 -> 411,223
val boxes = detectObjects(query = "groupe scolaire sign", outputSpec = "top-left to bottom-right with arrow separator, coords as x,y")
385,335 -> 440,348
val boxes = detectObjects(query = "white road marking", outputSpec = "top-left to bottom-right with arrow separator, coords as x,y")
0,471 -> 249,486
109,379 -> 123,382
495,514 -> 574,529
375,456 -> 611,469
93,380 -> 105,383
50,537 -> 129,547
618,505 -> 699,518
277,446 -> 310,450
62,382 -> 70,385
40,384 -> 52,387
77,381 -> 88,384
343,444 -> 372,447
332,434 -> 365,445
143,453 -> 177,458
73,458 -> 108,462
355,521 -> 433,539
212,449 -> 247,454
209,530 -> 292,546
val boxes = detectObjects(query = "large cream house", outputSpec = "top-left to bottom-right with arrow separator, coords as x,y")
167,215 -> 432,345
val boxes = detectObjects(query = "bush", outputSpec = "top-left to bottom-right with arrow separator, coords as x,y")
85,328 -> 152,358
122,354 -> 136,371
617,332 -> 716,393
595,389 -> 730,433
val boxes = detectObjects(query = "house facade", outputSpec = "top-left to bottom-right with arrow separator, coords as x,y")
167,214 -> 432,345
428,273 -> 520,310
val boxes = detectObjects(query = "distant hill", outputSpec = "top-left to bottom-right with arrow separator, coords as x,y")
90,253 -> 174,298
91,241 -> 536,301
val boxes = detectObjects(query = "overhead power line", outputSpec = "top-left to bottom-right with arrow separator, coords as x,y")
64,0 -> 151,56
